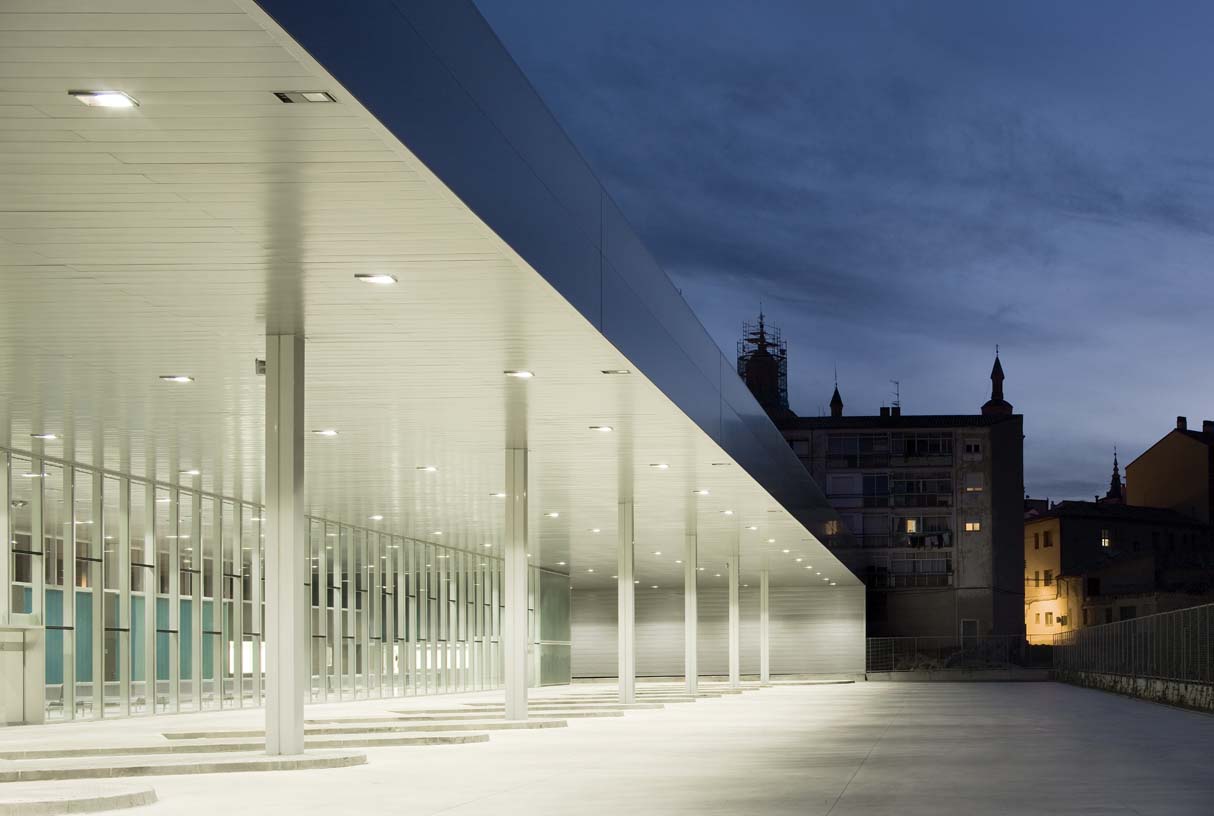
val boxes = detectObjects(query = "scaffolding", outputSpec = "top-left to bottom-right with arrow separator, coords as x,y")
737,313 -> 790,416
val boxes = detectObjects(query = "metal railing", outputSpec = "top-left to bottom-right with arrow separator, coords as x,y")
1053,603 -> 1214,684
866,635 -> 1051,673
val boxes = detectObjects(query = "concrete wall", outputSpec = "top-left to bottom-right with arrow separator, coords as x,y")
571,585 -> 864,678
1056,671 -> 1214,712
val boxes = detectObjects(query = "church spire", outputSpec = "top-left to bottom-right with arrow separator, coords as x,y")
1105,447 -> 1124,503
981,347 -> 1013,416
829,381 -> 843,418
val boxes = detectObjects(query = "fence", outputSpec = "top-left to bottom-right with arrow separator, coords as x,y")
1053,603 -> 1214,685
866,635 -> 1051,673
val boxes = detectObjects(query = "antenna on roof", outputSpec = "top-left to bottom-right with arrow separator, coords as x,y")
890,379 -> 901,409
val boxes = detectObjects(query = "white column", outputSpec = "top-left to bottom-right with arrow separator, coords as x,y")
728,553 -> 740,689
503,448 -> 528,720
0,451 -> 9,628
617,500 -> 635,704
265,334 -> 306,756
683,530 -> 697,694
759,568 -> 770,685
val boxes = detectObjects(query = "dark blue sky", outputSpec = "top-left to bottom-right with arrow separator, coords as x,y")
474,0 -> 1214,500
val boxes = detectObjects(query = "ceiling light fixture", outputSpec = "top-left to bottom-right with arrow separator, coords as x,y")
747,525 -> 758,531
721,510 -> 734,516
587,568 -> 595,573
354,273 -> 397,285
180,469 -> 201,477
369,515 -> 383,521
544,512 -> 560,518
693,489 -> 709,496
767,538 -> 776,544
31,433 -> 58,441
273,90 -> 336,103
601,369 -> 630,375
782,549 -> 791,554
590,528 -> 601,534
675,559 -> 683,564
159,375 -> 193,383
312,429 -> 338,437
70,90 -> 138,108
651,585 -> 659,589
433,530 -> 443,536
649,463 -> 669,470
589,425 -> 613,433
417,465 -> 438,472
652,551 -> 662,556
503,370 -> 534,379
491,492 -> 506,498
795,557 -> 803,563
557,561 -> 566,566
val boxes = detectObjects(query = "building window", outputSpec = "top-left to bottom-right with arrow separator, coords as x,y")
964,472 -> 984,493
964,440 -> 981,456
792,439 -> 810,456
1033,570 -> 1040,586
824,519 -> 839,536
1033,532 -> 1040,550
964,521 -> 981,532
1044,569 -> 1053,586
1119,605 -> 1137,621
904,518 -> 918,534
1045,612 -> 1054,625
1043,531 -> 1053,548
1034,612 -> 1041,624
1100,528 -> 1110,548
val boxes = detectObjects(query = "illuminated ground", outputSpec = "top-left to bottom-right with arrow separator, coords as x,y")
3,682 -> 1210,815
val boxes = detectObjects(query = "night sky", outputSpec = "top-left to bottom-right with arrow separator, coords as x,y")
474,1 -> 1214,501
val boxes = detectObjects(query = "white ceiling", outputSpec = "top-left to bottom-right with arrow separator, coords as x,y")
0,0 -> 857,591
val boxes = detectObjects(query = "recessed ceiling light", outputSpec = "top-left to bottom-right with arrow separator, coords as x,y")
830,582 -> 837,586
633,579 -> 640,584
747,525 -> 758,531
326,533 -> 338,538
544,512 -> 560,518
816,572 -> 822,576
312,429 -> 338,437
557,561 -> 566,566
482,542 -> 493,548
491,492 -> 507,498
159,375 -> 193,383
721,510 -> 734,516
433,530 -> 443,536
714,573 -> 722,578
369,515 -> 383,521
70,90 -> 138,108
354,273 -> 397,285
795,558 -> 803,563
156,497 -> 171,503
711,462 -> 731,467
649,463 -> 669,470
273,90 -> 336,103
651,585 -> 659,589
503,370 -> 534,379
675,559 -> 683,564
782,549 -> 791,554
417,465 -> 438,472
587,568 -> 595,573
612,574 -> 618,579
590,528 -> 601,534
180,469 -> 201,477
807,565 -> 813,569
589,425 -> 613,433
31,433 -> 58,441
601,369 -> 630,375
767,538 -> 776,544
652,551 -> 662,556
693,490 -> 709,496
822,577 -> 829,581
697,567 -> 705,571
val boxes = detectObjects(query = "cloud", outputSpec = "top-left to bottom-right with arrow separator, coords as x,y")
475,0 -> 1214,499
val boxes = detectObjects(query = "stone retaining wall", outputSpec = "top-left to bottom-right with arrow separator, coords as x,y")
1055,671 -> 1214,712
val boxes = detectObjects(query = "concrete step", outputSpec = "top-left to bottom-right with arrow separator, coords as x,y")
0,750 -> 366,783
0,781 -> 156,816
458,702 -> 665,711
0,732 -> 486,760
163,719 -> 566,740
321,710 -> 623,722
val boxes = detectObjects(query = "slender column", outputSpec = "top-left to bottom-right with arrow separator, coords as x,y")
0,451 -> 10,627
90,469 -> 103,718
64,466 -> 76,720
190,491 -> 202,711
264,334 -> 306,756
683,530 -> 698,694
117,478 -> 131,716
728,553 -> 740,689
141,482 -> 155,713
759,568 -> 770,685
503,448 -> 528,720
617,500 -> 636,704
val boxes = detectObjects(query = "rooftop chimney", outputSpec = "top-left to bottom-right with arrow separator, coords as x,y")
1204,420 -> 1214,434
1177,416 -> 1188,431
891,406 -> 902,417
879,406 -> 891,418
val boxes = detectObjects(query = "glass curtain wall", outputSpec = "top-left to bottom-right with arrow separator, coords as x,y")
0,445 -> 563,723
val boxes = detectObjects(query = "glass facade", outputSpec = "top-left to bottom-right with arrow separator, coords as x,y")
1,446 -> 566,722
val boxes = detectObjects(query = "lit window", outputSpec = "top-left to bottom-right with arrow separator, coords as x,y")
965,521 -> 981,532
1035,612 -> 1041,624
905,518 -> 918,534
1045,612 -> 1053,625
824,519 -> 839,536
1100,528 -> 1111,548
964,473 -> 984,493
